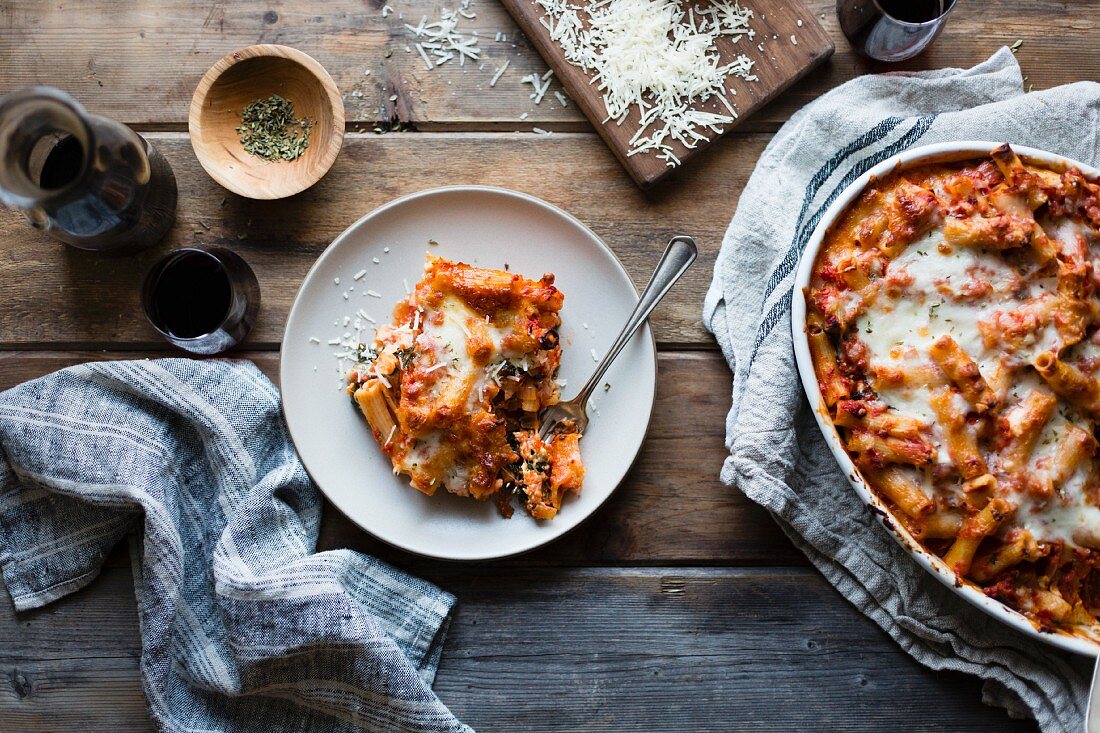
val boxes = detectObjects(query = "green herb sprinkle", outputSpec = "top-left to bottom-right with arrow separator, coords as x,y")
236,94 -> 315,162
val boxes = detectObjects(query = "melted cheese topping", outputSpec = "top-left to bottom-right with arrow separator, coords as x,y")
1002,372 -> 1098,544
855,222 -> 1094,544
808,155 -> 1100,637
396,293 -> 517,494
838,195 -> 1100,567
351,255 -> 570,510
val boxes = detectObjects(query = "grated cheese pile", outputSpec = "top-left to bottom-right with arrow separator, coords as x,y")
535,0 -> 759,165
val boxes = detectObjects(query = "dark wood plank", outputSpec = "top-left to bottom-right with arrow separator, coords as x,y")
500,0 -> 831,187
0,349 -> 802,566
0,1 -> 1092,132
0,132 -> 761,348
0,0 -> 579,133
0,565 -> 1036,732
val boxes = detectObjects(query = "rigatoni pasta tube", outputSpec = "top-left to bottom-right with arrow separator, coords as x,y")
870,363 -> 947,390
807,318 -> 848,406
928,335 -> 997,413
928,388 -> 988,480
519,383 -> 539,413
1054,260 -> 1091,347
990,142 -> 1027,183
1033,352 -> 1100,416
833,400 -> 925,440
448,266 -> 516,294
970,533 -> 1039,583
914,511 -> 964,540
1031,589 -> 1073,623
943,498 -> 1013,576
354,381 -> 398,445
943,215 -> 1032,251
1049,425 -> 1096,488
999,390 -> 1058,472
862,465 -> 932,518
847,430 -> 933,467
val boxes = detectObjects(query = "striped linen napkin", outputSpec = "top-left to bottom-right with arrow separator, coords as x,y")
704,48 -> 1100,732
0,358 -> 471,733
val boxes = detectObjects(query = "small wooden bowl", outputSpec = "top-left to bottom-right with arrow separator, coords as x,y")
189,45 -> 344,200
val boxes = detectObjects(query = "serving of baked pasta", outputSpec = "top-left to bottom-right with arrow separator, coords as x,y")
346,254 -> 584,519
805,144 -> 1100,636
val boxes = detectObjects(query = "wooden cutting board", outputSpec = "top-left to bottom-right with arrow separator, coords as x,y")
501,0 -> 833,188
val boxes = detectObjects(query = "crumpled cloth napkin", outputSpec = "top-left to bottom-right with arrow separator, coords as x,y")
704,47 -> 1100,731
0,358 -> 472,733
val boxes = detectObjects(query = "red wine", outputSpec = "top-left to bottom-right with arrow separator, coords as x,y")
878,0 -> 944,23
149,251 -> 232,338
837,0 -> 955,62
142,246 -> 260,354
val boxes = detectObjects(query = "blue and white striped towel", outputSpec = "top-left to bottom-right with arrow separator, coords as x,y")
0,358 -> 471,732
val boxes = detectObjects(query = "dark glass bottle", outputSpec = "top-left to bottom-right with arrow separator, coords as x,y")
0,86 -> 177,252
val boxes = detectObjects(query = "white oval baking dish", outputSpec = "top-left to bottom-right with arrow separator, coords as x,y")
791,140 -> 1100,657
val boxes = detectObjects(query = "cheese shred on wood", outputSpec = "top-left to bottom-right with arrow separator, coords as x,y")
535,0 -> 758,166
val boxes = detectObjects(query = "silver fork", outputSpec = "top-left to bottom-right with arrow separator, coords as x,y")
538,235 -> 698,440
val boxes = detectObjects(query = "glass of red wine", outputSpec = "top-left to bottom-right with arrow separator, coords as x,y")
142,247 -> 260,354
837,0 -> 957,62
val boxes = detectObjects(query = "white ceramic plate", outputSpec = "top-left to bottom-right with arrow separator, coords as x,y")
281,186 -> 656,561
791,141 -> 1100,657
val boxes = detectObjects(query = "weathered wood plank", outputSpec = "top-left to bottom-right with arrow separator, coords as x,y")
0,132 -> 759,348
0,1 -> 1091,132
0,565 -> 1037,732
0,350 -> 802,566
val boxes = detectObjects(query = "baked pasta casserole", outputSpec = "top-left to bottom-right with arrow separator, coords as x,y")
347,255 -> 584,519
806,144 -> 1100,636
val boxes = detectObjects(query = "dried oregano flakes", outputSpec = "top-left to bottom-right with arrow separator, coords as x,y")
236,94 -> 315,162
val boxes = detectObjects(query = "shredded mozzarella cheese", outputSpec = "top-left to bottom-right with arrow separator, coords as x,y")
535,0 -> 758,166
521,69 -> 555,104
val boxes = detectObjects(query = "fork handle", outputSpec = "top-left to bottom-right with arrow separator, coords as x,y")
573,235 -> 698,408
1087,655 -> 1100,733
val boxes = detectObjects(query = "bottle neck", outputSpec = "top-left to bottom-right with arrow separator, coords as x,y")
0,87 -> 95,208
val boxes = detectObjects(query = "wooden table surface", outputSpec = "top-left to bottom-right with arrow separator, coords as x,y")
0,2 -> 1093,730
